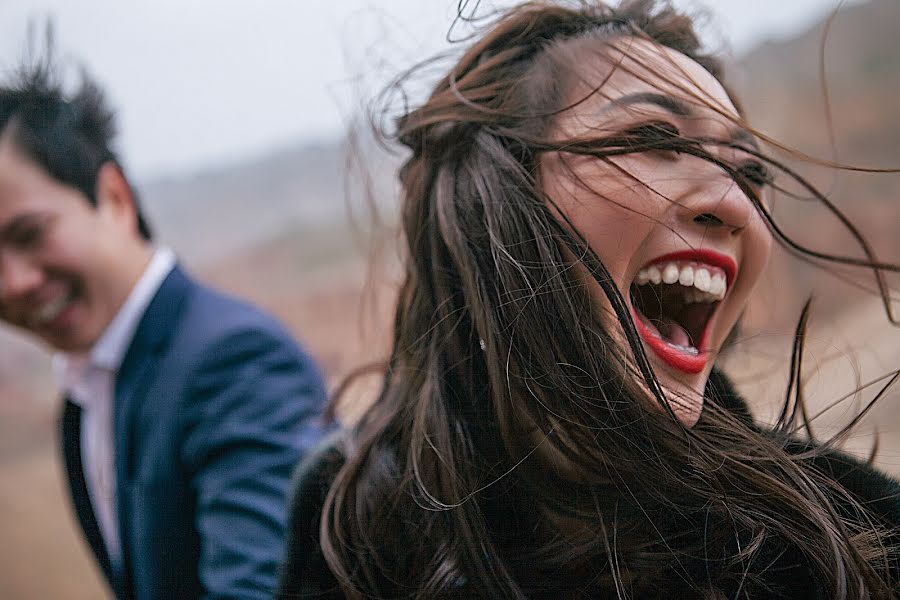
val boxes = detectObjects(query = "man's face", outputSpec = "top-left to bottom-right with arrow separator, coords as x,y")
0,137 -> 149,352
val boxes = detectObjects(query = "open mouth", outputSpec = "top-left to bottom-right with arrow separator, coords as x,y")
628,250 -> 736,374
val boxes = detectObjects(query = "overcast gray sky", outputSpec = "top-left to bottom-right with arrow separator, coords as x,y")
0,0 -> 851,181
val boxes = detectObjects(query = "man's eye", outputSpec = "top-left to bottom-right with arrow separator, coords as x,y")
11,224 -> 45,249
735,159 -> 773,187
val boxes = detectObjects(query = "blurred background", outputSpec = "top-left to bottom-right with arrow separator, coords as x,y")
0,0 -> 897,597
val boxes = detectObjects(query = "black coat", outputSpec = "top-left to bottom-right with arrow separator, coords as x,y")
277,372 -> 900,599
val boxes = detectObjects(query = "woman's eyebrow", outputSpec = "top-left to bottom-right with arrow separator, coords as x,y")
602,92 -> 692,117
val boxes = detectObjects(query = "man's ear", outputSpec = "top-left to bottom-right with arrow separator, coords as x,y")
94,162 -> 140,238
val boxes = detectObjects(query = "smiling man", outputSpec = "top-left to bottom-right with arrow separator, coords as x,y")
0,62 -> 328,599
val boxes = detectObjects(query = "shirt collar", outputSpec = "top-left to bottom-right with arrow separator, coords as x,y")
55,247 -> 176,391
91,247 -> 176,370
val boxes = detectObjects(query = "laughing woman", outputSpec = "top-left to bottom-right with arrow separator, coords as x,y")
278,1 -> 900,598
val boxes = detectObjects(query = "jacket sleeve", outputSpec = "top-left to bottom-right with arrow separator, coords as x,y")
180,327 -> 328,600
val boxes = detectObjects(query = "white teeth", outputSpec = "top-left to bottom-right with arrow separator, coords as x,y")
668,342 -> 699,355
710,273 -> 726,297
662,263 -> 679,284
634,262 -> 727,301
32,293 -> 70,325
694,268 -> 711,292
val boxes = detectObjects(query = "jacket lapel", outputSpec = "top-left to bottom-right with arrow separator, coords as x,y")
112,265 -> 192,596
60,398 -> 114,584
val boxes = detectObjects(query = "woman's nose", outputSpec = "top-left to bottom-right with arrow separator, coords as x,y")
681,177 -> 756,236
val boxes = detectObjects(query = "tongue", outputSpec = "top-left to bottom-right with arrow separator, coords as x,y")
658,317 -> 692,347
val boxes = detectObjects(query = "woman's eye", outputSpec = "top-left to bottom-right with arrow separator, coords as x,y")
624,122 -> 683,159
626,121 -> 681,143
653,147 -> 682,161
735,159 -> 773,187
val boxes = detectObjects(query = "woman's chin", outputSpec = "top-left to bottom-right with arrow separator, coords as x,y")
668,395 -> 704,427
654,363 -> 710,427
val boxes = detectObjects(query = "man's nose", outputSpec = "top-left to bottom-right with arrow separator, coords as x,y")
0,250 -> 43,300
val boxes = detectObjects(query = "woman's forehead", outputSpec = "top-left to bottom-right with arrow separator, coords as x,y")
561,36 -> 740,124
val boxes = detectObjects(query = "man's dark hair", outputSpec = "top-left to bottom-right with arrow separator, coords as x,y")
0,55 -> 153,240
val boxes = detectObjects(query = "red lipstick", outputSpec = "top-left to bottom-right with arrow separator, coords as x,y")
631,310 -> 708,373
629,249 -> 735,374
647,249 -> 737,287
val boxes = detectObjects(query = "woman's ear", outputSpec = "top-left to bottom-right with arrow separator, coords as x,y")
94,161 -> 141,239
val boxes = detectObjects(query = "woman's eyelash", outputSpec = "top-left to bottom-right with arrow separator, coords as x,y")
626,121 -> 681,144
622,125 -> 774,187
622,122 -> 684,159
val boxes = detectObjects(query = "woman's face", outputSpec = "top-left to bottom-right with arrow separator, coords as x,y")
542,37 -> 772,426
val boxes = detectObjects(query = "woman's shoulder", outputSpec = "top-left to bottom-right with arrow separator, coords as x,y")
794,444 -> 900,589
277,431 -> 347,600
292,431 -> 348,502
706,368 -> 900,521
800,441 -> 900,525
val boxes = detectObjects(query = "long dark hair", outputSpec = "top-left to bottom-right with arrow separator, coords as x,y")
322,1 -> 899,598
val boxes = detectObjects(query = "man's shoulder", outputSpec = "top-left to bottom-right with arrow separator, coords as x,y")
170,271 -> 299,353
140,268 -> 320,396
144,270 -> 325,407
153,271 -> 327,437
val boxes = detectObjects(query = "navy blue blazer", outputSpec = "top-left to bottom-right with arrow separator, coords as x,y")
60,265 -> 328,600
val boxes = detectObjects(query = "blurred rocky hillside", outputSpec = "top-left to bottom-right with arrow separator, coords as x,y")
734,0 -> 900,329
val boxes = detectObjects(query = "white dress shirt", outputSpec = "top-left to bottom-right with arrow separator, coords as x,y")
55,247 -> 176,571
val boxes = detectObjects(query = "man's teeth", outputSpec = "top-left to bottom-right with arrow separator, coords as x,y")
32,293 -> 71,325
635,263 -> 726,302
